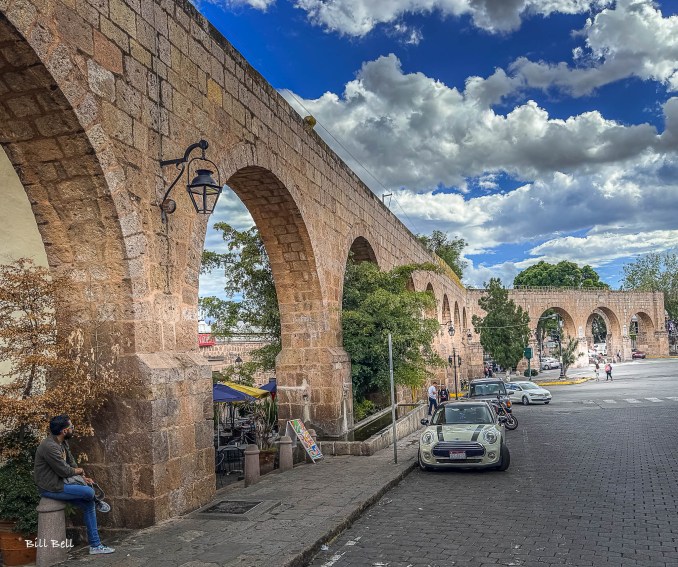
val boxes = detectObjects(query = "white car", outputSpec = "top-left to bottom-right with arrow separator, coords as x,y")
418,401 -> 510,471
507,381 -> 552,405
540,358 -> 561,370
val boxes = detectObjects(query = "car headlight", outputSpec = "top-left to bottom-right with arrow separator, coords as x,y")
422,431 -> 435,445
483,429 -> 498,444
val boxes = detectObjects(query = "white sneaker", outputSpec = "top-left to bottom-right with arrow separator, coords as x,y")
89,545 -> 115,555
96,500 -> 111,513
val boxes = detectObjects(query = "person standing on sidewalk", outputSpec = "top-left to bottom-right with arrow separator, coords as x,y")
439,383 -> 450,402
617,350 -> 622,363
427,382 -> 438,415
604,362 -> 613,381
594,361 -> 600,381
33,415 -> 115,555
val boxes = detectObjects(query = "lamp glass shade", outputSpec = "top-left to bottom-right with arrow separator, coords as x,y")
448,324 -> 455,337
187,169 -> 222,214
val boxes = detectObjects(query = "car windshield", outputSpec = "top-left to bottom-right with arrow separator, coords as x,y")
519,383 -> 539,390
469,382 -> 507,396
432,405 -> 494,425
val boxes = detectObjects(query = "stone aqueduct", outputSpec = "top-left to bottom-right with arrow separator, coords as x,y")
0,0 -> 668,528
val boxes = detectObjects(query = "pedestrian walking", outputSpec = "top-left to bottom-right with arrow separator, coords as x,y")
427,382 -> 438,415
33,415 -> 115,555
617,350 -> 621,363
605,362 -> 613,381
439,383 -> 450,402
594,361 -> 600,381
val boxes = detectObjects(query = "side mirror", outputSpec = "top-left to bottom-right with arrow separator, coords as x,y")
420,419 -> 429,426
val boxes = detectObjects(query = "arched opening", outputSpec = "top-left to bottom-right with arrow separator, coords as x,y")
629,311 -> 655,352
585,307 -> 622,360
0,12 -> 140,523
200,165 -> 340,441
442,295 -> 452,324
348,236 -> 378,265
453,301 -> 461,333
535,307 -> 579,369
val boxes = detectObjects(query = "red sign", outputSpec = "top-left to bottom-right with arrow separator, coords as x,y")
198,333 -> 216,347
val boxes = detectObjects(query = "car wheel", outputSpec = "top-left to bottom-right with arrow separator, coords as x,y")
522,395 -> 529,406
497,443 -> 510,471
544,401 -> 550,404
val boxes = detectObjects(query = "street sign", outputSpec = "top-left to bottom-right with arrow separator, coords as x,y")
524,347 -> 533,359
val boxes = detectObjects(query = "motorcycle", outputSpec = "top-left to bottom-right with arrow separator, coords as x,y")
491,396 -> 518,430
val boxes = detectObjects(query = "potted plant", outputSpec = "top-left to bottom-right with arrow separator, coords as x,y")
0,431 -> 39,566
253,398 -> 278,474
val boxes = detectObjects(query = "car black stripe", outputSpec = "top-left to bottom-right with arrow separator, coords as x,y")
470,425 -> 484,441
437,425 -> 443,441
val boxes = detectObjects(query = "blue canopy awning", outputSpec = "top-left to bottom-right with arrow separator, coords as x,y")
259,380 -> 277,393
213,383 -> 255,403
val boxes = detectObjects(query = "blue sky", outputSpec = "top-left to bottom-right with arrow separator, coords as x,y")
196,0 -> 678,297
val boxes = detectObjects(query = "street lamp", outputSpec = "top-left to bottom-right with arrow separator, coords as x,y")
159,139 -> 223,223
234,355 -> 242,384
441,321 -> 455,337
448,350 -> 462,399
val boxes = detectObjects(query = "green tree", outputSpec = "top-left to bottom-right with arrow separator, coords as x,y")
201,225 -> 443,400
416,231 -> 467,279
472,278 -> 531,370
513,261 -> 609,289
342,261 -> 444,399
620,252 -> 678,319
200,223 -> 280,371
560,336 -> 584,376
591,315 -> 607,344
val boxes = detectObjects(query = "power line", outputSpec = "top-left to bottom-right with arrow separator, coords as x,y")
285,90 -> 425,235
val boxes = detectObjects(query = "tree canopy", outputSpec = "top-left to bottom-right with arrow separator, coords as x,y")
471,278 -> 531,370
416,231 -> 467,280
342,261 -> 443,400
620,252 -> 678,319
201,224 -> 443,400
513,261 -> 609,289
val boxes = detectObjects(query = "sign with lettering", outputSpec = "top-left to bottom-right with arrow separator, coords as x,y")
285,419 -> 323,463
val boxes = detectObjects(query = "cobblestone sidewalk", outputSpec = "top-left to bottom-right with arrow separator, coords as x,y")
62,433 -> 420,567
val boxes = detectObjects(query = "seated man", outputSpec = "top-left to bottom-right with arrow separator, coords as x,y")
33,414 -> 115,555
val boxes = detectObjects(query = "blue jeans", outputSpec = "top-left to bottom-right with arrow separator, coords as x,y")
40,484 -> 101,547
428,397 -> 438,415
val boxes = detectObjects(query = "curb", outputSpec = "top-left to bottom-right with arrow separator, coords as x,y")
535,377 -> 592,386
284,458 -> 418,567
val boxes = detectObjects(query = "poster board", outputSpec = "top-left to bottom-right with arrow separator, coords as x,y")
285,419 -> 323,463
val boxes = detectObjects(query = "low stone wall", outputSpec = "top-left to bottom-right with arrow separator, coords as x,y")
319,403 -> 426,456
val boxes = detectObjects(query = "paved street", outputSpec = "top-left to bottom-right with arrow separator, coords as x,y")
308,359 -> 678,567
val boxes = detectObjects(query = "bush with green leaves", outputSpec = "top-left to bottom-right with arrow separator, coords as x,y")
0,430 -> 40,534
353,399 -> 378,422
523,369 -> 539,377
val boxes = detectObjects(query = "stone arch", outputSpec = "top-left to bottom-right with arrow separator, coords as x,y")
462,307 -> 468,332
442,294 -> 451,324
453,301 -> 461,331
585,307 -> 622,357
217,165 -> 351,436
0,14 -> 133,322
223,166 -> 323,344
348,236 -> 378,265
629,310 -> 656,352
425,282 -> 437,319
540,306 -> 577,338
